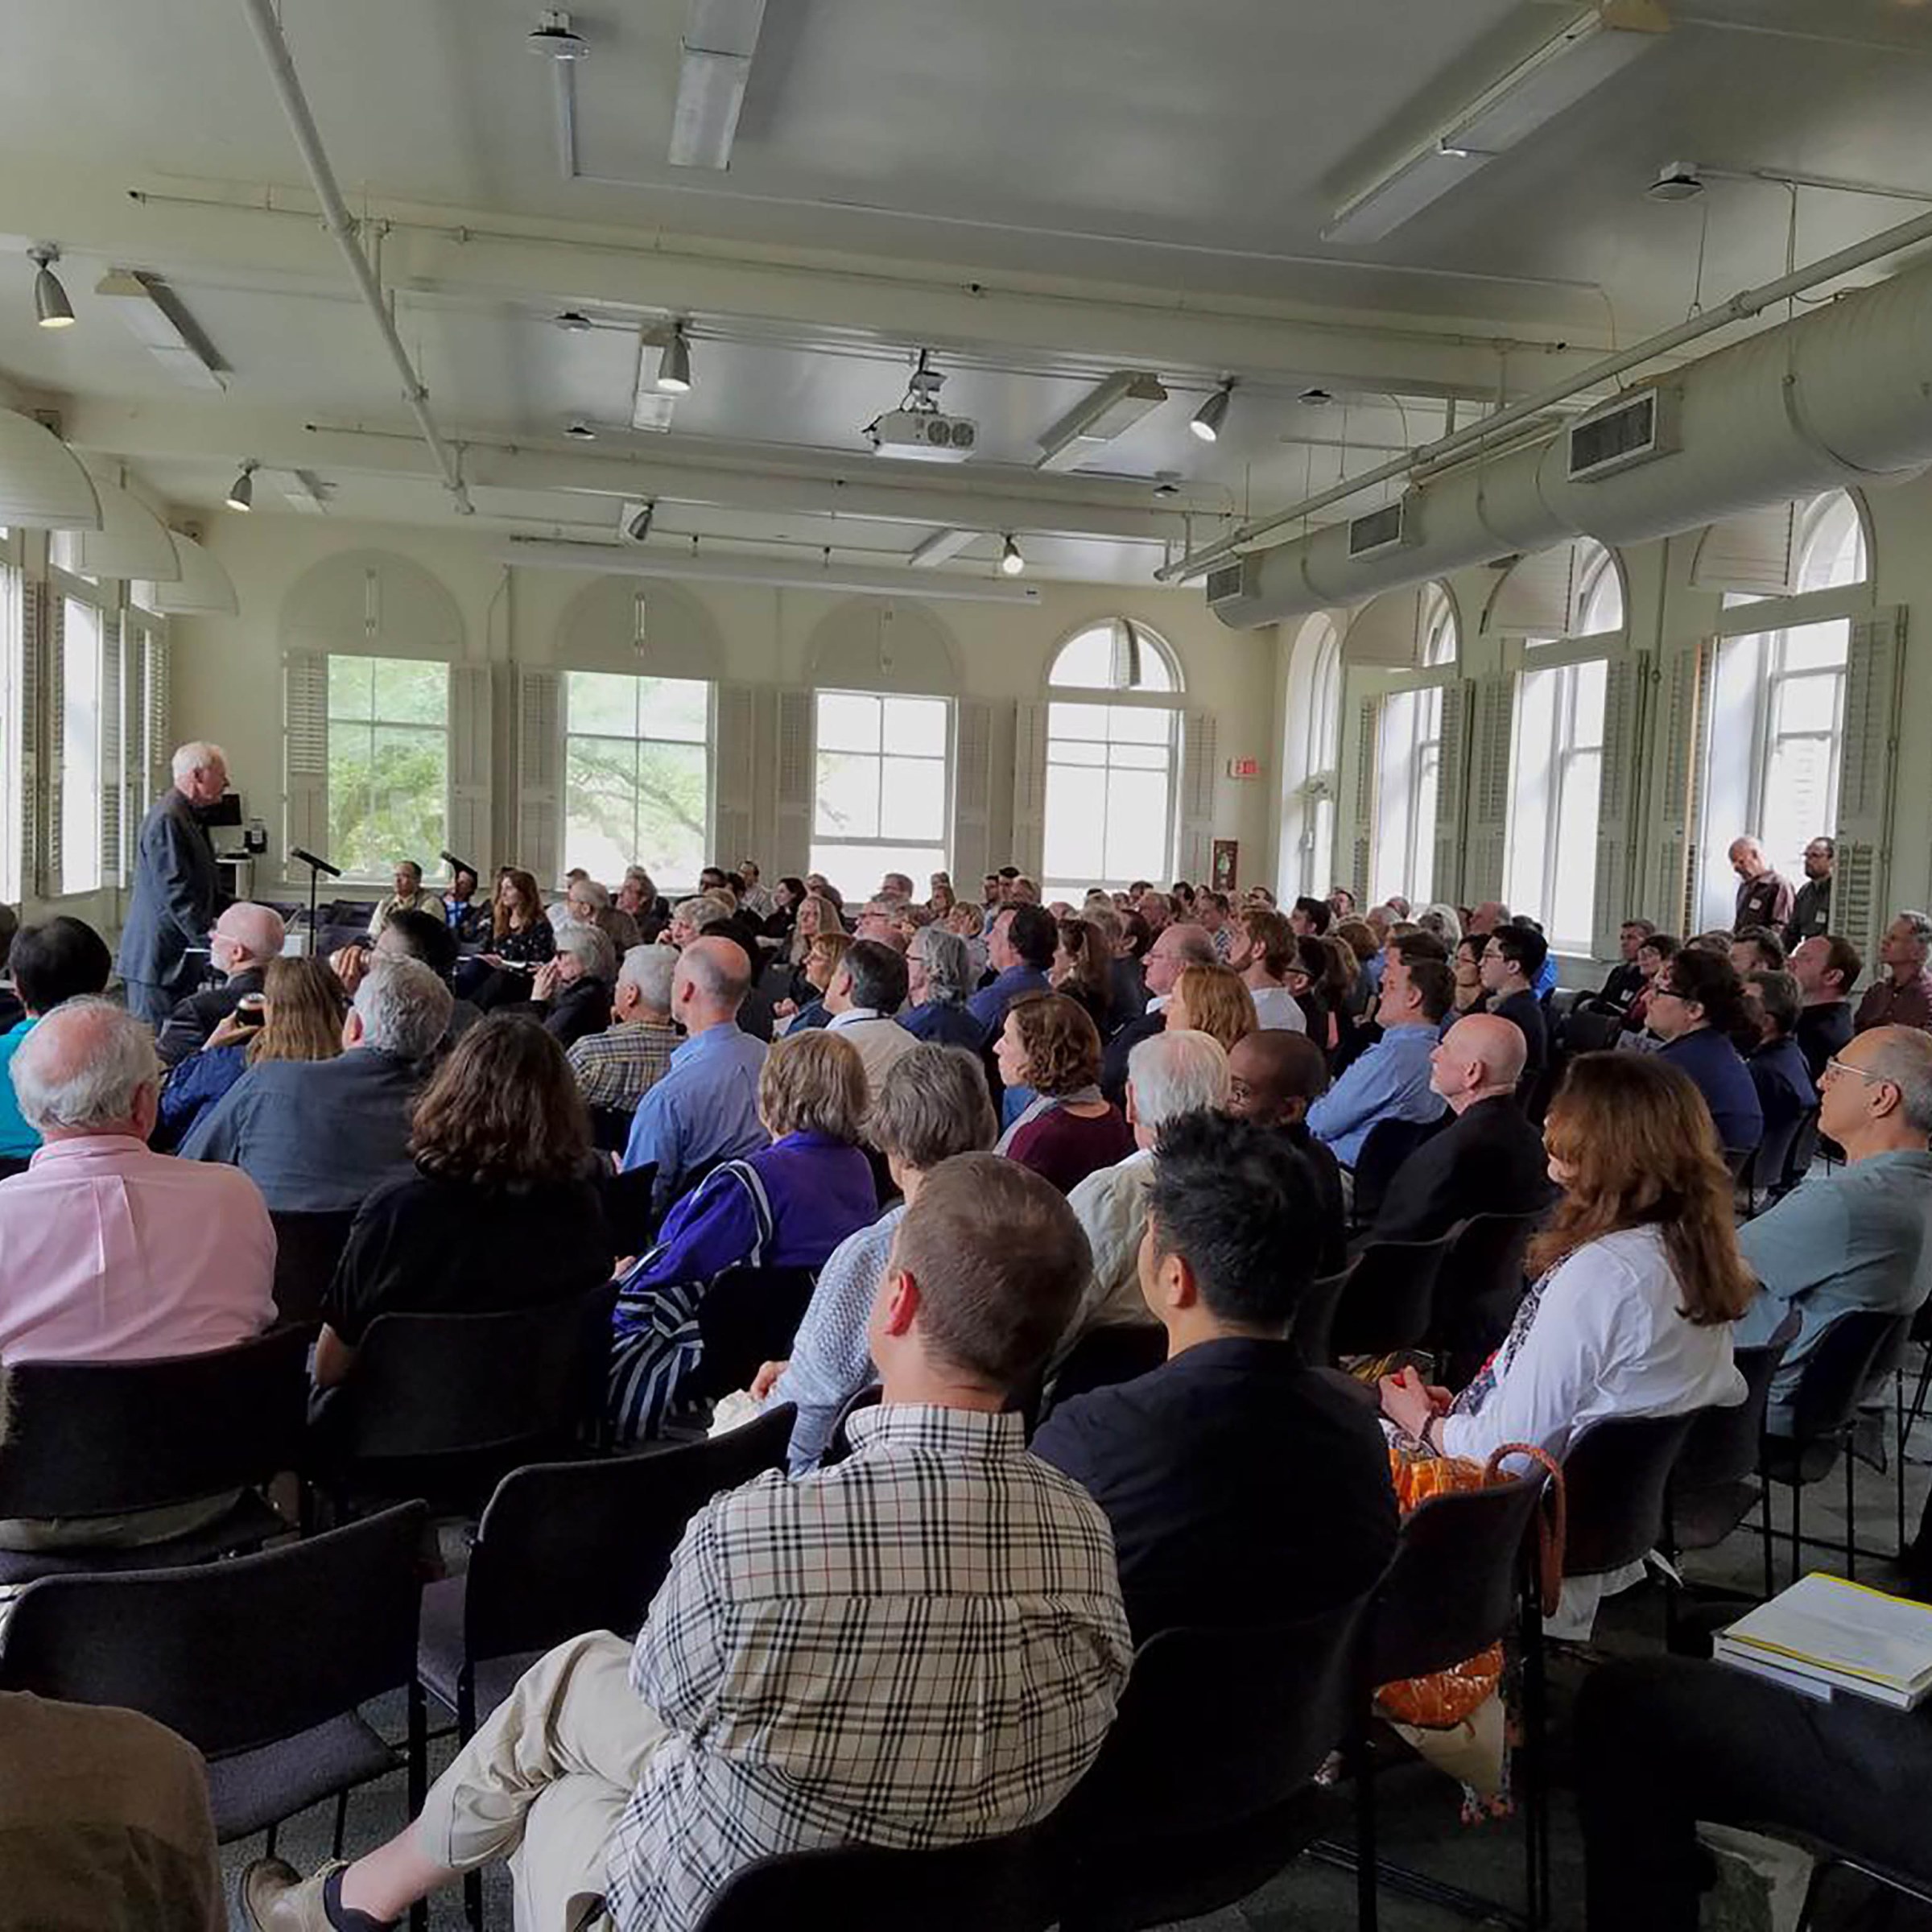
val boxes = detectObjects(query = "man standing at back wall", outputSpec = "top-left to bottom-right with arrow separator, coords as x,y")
118,742 -> 231,1028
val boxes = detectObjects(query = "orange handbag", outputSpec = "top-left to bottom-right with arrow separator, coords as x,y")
1374,1439 -> 1567,1731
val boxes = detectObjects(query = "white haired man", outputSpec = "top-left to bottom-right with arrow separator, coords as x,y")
569,945 -> 681,1113
118,741 -> 231,1026
181,955 -> 452,1212
155,901 -> 287,1068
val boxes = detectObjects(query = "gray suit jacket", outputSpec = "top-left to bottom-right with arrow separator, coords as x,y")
118,790 -> 221,997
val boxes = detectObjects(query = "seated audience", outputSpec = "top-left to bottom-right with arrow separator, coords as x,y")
469,866 -> 555,1009
699,915 -> 777,1043
852,895 -> 907,947
1108,908 -> 1151,1025
157,956 -> 346,1150
1586,918 -> 1654,1014
0,998 -> 275,1368
1327,885 -> 1358,922
1224,1029 -> 1346,1274
367,857 -> 445,937
1380,1053 -> 1748,1628
1286,933 -> 1339,1055
1790,932 -> 1860,1082
568,943 -> 680,1114
1373,1013 -> 1551,1245
758,1044 -> 999,1471
1418,902 -> 1463,951
1307,952 -> 1451,1170
1736,1026 -> 1932,1436
1447,932 -> 1488,1026
1477,923 -> 1549,1084
1163,961 -> 1258,1057
621,937 -> 767,1212
996,993 -> 1135,1193
1621,928 -> 1679,1034
1730,835 -> 1795,935
0,914 -> 113,1166
155,901 -> 287,1068
565,874 -> 642,955
1196,890 -> 1234,961
1051,914 -> 1114,1031
1740,968 -> 1814,1156
531,922 -> 619,1051
898,925 -> 982,1049
966,903 -> 1057,1043
823,938 -> 918,1099
242,1157 -> 1130,1932
1034,1109 -> 1397,1642
442,861 -> 490,943
1855,910 -> 1932,1034
1644,947 -> 1765,1154
1058,1030 -> 1231,1353
315,1017 -> 616,1389
1290,894 -> 1331,938
780,891 -> 844,1003
1228,907 -> 1308,1032
609,1030 -> 877,1441
1728,926 -> 1785,976
369,907 -> 484,1042
1101,923 -> 1215,1104
782,929 -> 848,1032
181,956 -> 452,1212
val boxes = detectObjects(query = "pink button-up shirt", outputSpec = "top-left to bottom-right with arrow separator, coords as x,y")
0,1136 -> 277,1364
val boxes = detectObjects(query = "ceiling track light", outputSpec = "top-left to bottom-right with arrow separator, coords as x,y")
225,460 -> 258,512
627,501 -> 655,542
1190,382 -> 1234,444
554,309 -> 593,331
527,8 -> 588,58
999,533 -> 1026,577
564,419 -> 597,440
656,324 -> 694,394
28,243 -> 75,329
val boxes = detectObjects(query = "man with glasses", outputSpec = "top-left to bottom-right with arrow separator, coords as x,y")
1855,910 -> 1932,1035
1476,924 -> 1549,1089
1784,837 -> 1835,949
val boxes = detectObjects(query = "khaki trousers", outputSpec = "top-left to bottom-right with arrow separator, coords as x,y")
415,1633 -> 667,1932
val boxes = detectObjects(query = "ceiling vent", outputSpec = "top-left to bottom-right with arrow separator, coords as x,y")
1567,386 -> 1680,483
1347,497 -> 1418,559
1205,558 -> 1257,608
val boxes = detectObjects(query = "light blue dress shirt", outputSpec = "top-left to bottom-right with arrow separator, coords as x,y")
1306,1022 -> 1446,1169
1736,1148 -> 1932,1434
622,1022 -> 769,1210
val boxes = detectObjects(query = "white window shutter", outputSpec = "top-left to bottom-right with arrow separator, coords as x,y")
99,607 -> 123,885
1349,694 -> 1381,905
1591,652 -> 1649,960
19,580 -> 43,898
1690,504 -> 1798,595
1484,547 -> 1577,638
1179,708 -> 1219,882
515,667 -> 562,885
712,683 -> 758,869
773,687 -> 815,876
145,630 -> 171,807
283,648 -> 330,874
1833,605 -> 1907,969
1430,680 -> 1471,907
44,592 -> 64,891
447,663 -> 493,873
1012,700 -> 1049,879
952,697 -> 997,888
1466,670 -> 1517,903
1650,640 -> 1713,934
123,625 -> 149,832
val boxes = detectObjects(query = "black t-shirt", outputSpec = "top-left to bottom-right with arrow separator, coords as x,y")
323,1168 -> 614,1346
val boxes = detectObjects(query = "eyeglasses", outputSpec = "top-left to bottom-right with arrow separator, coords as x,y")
1822,1057 -> 1893,1088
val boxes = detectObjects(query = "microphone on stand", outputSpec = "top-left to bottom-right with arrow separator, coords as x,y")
291,847 -> 343,879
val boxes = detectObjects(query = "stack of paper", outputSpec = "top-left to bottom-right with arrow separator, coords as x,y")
1716,1572 -> 1932,1708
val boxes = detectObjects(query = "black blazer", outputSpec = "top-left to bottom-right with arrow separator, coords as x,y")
1371,1092 -> 1554,1246
155,966 -> 266,1069
116,788 -> 223,998
1491,987 -> 1549,1081
1100,1009 -> 1164,1109
1033,1336 -> 1397,1643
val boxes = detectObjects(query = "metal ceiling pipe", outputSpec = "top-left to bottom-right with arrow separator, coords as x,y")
238,0 -> 474,514
1211,244 -> 1932,629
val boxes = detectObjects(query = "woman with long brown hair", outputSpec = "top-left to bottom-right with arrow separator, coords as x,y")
1381,1050 -> 1749,1475
470,866 -> 556,1009
312,1015 -> 614,1387
1051,914 -> 1113,1032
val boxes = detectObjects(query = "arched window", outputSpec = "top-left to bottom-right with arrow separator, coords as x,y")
1043,618 -> 1183,894
1572,539 -> 1625,637
1368,584 -> 1455,906
1279,615 -> 1340,898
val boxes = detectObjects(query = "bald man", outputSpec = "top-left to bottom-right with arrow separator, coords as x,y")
621,935 -> 769,1211
1730,836 -> 1795,935
1225,1030 -> 1346,1278
1371,1013 -> 1553,1246
154,902 -> 288,1068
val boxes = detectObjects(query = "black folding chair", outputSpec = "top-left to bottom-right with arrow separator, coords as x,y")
0,1326 -> 308,1585
1350,1117 -> 1443,1226
1046,1323 -> 1168,1413
822,1383 -> 885,1467
1290,1265 -> 1353,1368
1043,1596 -> 1373,1932
693,1266 -> 821,1402
1561,1410 -> 1699,1585
269,1208 -> 358,1327
1434,1210 -> 1543,1386
1321,1232 -> 1457,1360
588,1104 -> 637,1157
1740,1108 -> 1809,1218
1776,1108 -> 1823,1201
306,1283 -> 617,1516
0,1502 -> 431,1928
601,1161 -> 659,1255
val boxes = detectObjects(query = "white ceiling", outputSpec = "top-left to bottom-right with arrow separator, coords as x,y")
2,0 -> 1930,582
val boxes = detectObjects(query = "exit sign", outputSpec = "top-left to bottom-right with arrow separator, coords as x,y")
1226,757 -> 1261,779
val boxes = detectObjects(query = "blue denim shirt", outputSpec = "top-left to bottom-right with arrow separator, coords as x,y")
622,1023 -> 769,1211
1306,1022 -> 1446,1168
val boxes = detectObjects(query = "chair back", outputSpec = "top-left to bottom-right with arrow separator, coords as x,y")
1351,1117 -> 1441,1222
588,1105 -> 636,1157
822,1383 -> 884,1466
316,1283 -> 616,1473
1368,1475 -> 1546,1686
1560,1410 -> 1699,1578
1290,1265 -> 1353,1368
1560,1010 -> 1624,1056
601,1162 -> 659,1254
1722,1145 -> 1757,1182
0,1327 -> 308,1522
1327,1232 -> 1456,1357
1435,1209 -> 1542,1366
1777,1108 -> 1822,1199
0,1502 -> 427,1759
1745,1109 -> 1808,1212
1057,1594 -> 1369,1844
1048,1324 -> 1167,1410
465,1406 -> 795,1664
1671,1308 -> 1801,1496
1789,1308 -> 1913,1447
268,1210 -> 357,1327
694,1266 -> 819,1400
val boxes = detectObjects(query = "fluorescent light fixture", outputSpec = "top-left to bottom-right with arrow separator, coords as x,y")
1036,371 -> 1169,471
909,527 -> 977,568
225,461 -> 258,512
260,467 -> 327,514
1323,6 -> 1665,245
28,244 -> 74,328
657,325 -> 694,393
999,533 -> 1026,576
670,0 -> 766,169
95,269 -> 227,391
1190,382 -> 1233,444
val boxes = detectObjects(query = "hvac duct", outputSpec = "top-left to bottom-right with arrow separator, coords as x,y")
1212,250 -> 1932,628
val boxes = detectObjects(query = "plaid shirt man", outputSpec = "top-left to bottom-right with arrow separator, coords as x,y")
567,1018 -> 679,1113
607,1402 -> 1133,1932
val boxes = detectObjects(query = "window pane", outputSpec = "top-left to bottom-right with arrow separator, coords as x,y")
1049,621 -> 1178,694
568,671 -> 642,737
1044,765 -> 1108,880
330,724 -> 447,877
809,841 -> 947,893
328,654 -> 374,720
816,691 -> 881,754
369,657 -> 447,725
1571,659 -> 1608,748
1108,707 -> 1173,745
632,741 -> 709,881
882,696 -> 947,757
1778,621 -> 1850,675
1111,742 -> 1168,770
565,737 -> 643,885
1050,741 -> 1106,768
1762,737 -> 1835,881
60,600 -> 101,895
1776,674 -> 1840,735
881,757 -> 945,840
1048,700 -> 1111,742
640,676 -> 708,744
1550,749 -> 1602,948
1049,625 -> 1114,690
1104,767 -> 1173,881
815,751 -> 880,840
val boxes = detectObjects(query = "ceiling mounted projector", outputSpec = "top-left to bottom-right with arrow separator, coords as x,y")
863,349 -> 978,462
